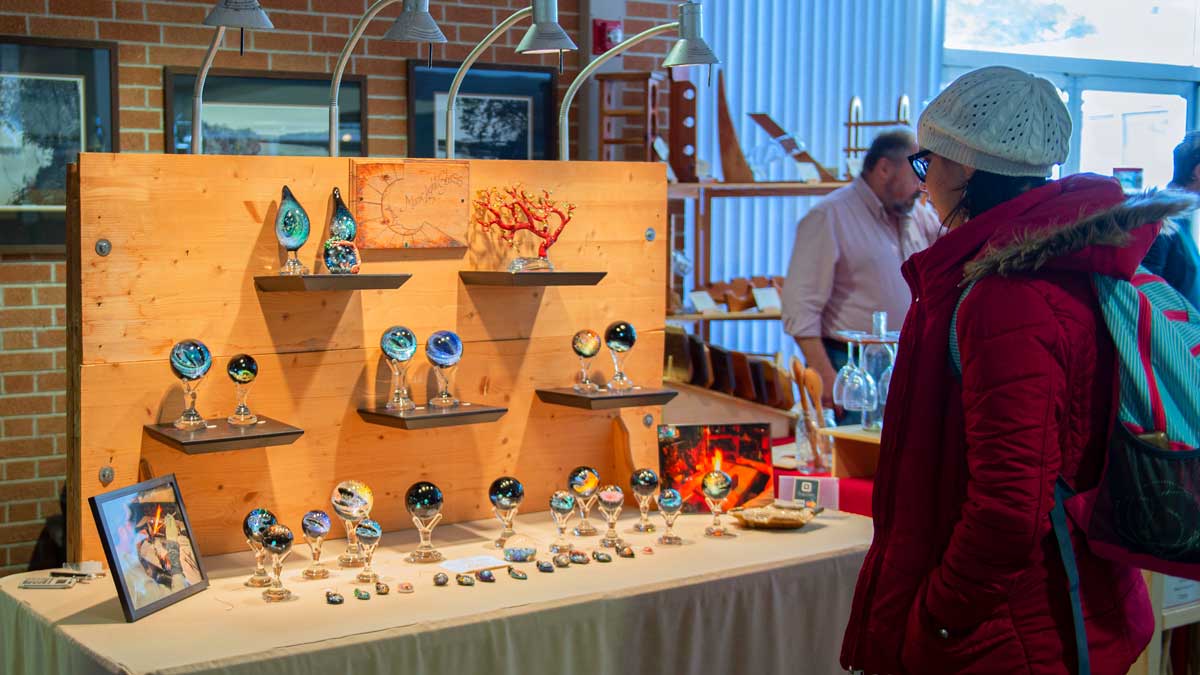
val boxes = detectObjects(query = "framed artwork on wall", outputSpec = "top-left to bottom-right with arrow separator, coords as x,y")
407,60 -> 558,160
164,68 -> 367,157
0,36 -> 118,252
88,474 -> 209,622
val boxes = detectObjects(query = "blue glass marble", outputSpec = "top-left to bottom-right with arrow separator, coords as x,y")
488,476 -> 524,510
355,519 -> 382,548
604,321 -> 637,353
261,524 -> 294,555
552,554 -> 570,568
425,330 -> 463,368
657,488 -> 683,513
507,566 -> 528,580
275,185 -> 310,252
170,339 -> 212,381
405,481 -> 444,519
434,573 -> 449,586
537,560 -> 555,573
354,588 -> 370,600
381,326 -> 417,362
592,550 -> 612,563
629,468 -> 659,497
242,508 -> 276,540
326,590 -> 344,604
549,490 -> 576,515
475,569 -> 495,583
301,510 -> 331,539
504,546 -> 537,563
226,354 -> 257,384
329,187 -> 357,241
569,551 -> 589,565
323,239 -> 361,275
702,470 -> 734,501
456,574 -> 475,586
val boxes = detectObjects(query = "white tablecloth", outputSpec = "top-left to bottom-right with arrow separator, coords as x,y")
0,511 -> 871,675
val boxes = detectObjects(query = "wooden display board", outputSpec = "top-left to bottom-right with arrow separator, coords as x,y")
67,154 -> 666,562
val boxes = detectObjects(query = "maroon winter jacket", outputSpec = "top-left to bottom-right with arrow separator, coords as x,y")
841,174 -> 1193,675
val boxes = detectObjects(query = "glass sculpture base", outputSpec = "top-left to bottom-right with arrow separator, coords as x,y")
633,521 -> 656,533
573,522 -> 598,537
245,572 -> 272,588
508,256 -> 553,272
704,525 -> 734,538
658,533 -> 683,546
280,257 -> 308,276
302,566 -> 329,579
386,397 -> 416,412
338,552 -> 365,568
573,381 -> 600,394
607,374 -> 634,392
356,569 -> 378,583
428,395 -> 459,409
262,587 -> 292,603
550,541 -> 573,554
599,535 -> 623,548
407,547 -> 444,564
174,410 -> 205,431
227,412 -> 258,426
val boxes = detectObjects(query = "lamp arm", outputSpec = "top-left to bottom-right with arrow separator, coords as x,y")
444,6 -> 533,159
329,0 -> 403,157
557,22 -> 677,161
191,26 -> 227,155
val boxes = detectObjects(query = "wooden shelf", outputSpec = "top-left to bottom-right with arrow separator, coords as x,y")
254,274 -> 411,292
534,387 -> 678,410
817,424 -> 882,445
668,310 -> 781,322
459,271 -> 606,287
357,403 -> 507,430
143,416 -> 304,454
668,181 -> 847,200
1163,602 -> 1200,630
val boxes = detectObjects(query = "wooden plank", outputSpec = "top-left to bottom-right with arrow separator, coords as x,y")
253,274 -> 412,292
662,381 -> 796,438
357,404 -> 508,430
668,310 -> 781,322
817,424 -> 882,445
534,387 -> 677,410
667,182 -> 847,200
142,417 -> 304,455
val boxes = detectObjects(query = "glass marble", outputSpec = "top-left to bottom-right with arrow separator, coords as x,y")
502,533 -> 537,562
656,488 -> 684,546
489,476 -> 524,548
355,518 -> 383,583
616,545 -> 635,559
550,490 -> 577,515
375,582 -> 390,595
323,239 -> 361,275
171,339 -> 212,381
552,554 -> 570,568
242,507 -> 276,587
702,469 -> 735,538
426,330 -> 463,368
569,551 -> 589,565
354,588 -> 370,600
604,321 -> 637,352
434,573 -> 449,586
397,582 -> 414,594
405,481 -> 445,563
592,551 -> 612,563
456,574 -> 475,586
261,523 -> 295,603
596,485 -> 625,548
326,590 -> 344,605
571,329 -> 601,358
331,480 -> 374,568
329,187 -> 357,241
381,326 -> 418,362
548,489 -> 576,554
507,566 -> 528,580
567,466 -> 600,537
226,354 -> 257,384
301,509 -> 332,580
276,185 -> 311,276
475,569 -> 495,583
537,560 -> 555,573
630,468 -> 660,533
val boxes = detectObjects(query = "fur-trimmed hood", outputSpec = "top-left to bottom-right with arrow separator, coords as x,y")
963,182 -> 1196,284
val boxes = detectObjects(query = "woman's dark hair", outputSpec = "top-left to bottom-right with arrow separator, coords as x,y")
943,170 -> 1048,227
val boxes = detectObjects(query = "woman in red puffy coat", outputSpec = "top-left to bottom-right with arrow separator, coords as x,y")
839,66 -> 1194,674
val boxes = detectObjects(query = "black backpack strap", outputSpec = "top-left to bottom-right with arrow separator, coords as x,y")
1050,476 -> 1091,675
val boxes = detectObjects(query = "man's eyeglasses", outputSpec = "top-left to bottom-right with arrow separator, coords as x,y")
908,149 -> 931,182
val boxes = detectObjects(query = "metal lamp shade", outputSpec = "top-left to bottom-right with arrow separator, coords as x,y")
515,0 -> 578,54
384,0 -> 448,43
662,1 -> 719,67
203,0 -> 273,30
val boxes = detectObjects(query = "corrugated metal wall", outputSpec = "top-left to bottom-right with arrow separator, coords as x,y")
690,0 -> 945,358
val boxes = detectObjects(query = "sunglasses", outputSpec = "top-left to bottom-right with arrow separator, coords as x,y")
908,149 -> 931,182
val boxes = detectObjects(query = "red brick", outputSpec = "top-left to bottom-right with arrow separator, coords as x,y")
321,0 -> 365,15
147,44 -> 206,66
145,86 -> 163,109
4,417 -> 34,437
119,65 -> 161,87
627,1 -> 671,19
352,56 -> 404,77
118,42 -> 147,65
311,35 -> 349,55
29,16 -> 97,39
119,86 -> 145,108
7,502 -> 38,522
211,50 -> 269,70
371,138 -> 405,157
121,109 -> 162,131
35,329 -> 64,349
2,287 -> 31,306
3,460 -> 34,480
35,371 -> 65,392
0,438 -> 51,458
0,264 -> 51,284
270,52 -> 328,72
0,480 -> 54,502
48,0 -> 112,17
0,15 -> 26,33
0,352 -> 51,376
0,0 -> 43,12
0,395 -> 53,416
37,458 -> 65,478
0,522 -> 44,545
0,308 -> 51,329
51,263 -> 63,283
33,415 -> 64,436
34,286 -> 64,306
120,130 -> 147,152
268,11 -> 325,34
37,498 -> 60,518
3,375 -> 33,395
146,131 -> 164,153
324,16 -> 352,35
100,21 -> 161,43
52,394 -> 64,414
8,542 -> 36,566
145,3 -> 205,24
115,1 -> 143,20
251,30 -> 310,52
52,307 -> 64,326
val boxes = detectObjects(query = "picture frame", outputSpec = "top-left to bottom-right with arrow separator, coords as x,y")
658,423 -> 773,513
88,474 -> 209,622
0,36 -> 119,252
164,67 -> 367,156
407,60 -> 557,160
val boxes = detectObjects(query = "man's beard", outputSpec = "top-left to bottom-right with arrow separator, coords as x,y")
885,191 -> 921,219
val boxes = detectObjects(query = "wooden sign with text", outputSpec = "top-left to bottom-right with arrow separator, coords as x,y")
351,159 -> 470,249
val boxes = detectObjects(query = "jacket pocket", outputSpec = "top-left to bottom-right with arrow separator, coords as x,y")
900,581 -> 1031,675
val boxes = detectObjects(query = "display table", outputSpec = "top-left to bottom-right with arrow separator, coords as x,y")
1,511 -> 871,675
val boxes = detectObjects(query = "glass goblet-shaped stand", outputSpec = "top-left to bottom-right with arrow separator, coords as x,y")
276,185 -> 310,277
242,508 -> 276,587
629,467 -> 660,533
381,326 -> 417,411
226,354 -> 258,426
261,524 -> 295,602
656,488 -> 684,545
604,321 -> 637,392
548,490 -> 577,554
596,485 -> 625,548
355,519 -> 383,583
331,480 -> 374,568
170,339 -> 212,431
301,510 -> 332,580
488,476 -> 525,548
702,470 -> 735,538
405,481 -> 445,563
429,365 -> 459,409
426,331 -> 463,409
567,466 -> 601,536
571,329 -> 601,393
385,358 -> 415,411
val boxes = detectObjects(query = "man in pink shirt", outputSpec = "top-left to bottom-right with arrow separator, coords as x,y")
782,129 -> 940,414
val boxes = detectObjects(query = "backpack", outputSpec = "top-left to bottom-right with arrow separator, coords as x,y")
950,267 -> 1200,675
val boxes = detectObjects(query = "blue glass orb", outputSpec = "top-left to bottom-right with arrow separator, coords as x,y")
488,476 -> 524,510
323,239 -> 361,275
170,339 -> 212,381
275,185 -> 310,251
329,187 -> 357,241
226,354 -> 257,384
701,470 -> 734,501
405,481 -> 444,519
425,330 -> 463,368
242,508 -> 276,540
657,488 -> 683,514
301,510 -> 331,539
355,519 -> 382,547
381,326 -> 417,362
604,321 -> 637,353
567,466 -> 600,498
549,490 -> 576,515
261,523 -> 294,555
630,468 -> 660,497
330,480 -> 374,521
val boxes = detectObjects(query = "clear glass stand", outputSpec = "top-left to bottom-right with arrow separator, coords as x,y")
573,356 -> 599,393
244,538 -> 272,587
632,494 -> 656,532
607,351 -> 633,392
658,511 -> 683,545
429,366 -> 459,409
704,496 -> 734,538
599,505 -> 624,548
302,535 -> 329,579
550,509 -> 575,553
492,506 -> 518,548
280,250 -> 308,276
338,518 -> 364,567
356,540 -> 380,583
262,551 -> 293,602
227,382 -> 257,426
508,255 -> 553,272
174,378 -> 206,431
385,359 -> 415,411
407,513 -> 444,563
573,495 -> 599,536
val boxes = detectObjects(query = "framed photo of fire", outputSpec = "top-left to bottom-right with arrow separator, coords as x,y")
88,474 -> 208,622
657,423 -> 773,513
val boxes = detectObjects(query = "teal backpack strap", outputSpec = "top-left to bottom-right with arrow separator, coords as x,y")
949,280 -> 978,376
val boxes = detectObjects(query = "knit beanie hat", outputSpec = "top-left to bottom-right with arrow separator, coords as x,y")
918,66 -> 1071,177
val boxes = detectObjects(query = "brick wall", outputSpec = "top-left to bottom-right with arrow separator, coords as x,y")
0,0 -> 678,575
